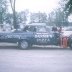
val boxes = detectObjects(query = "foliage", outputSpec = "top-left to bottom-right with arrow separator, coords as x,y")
0,0 -> 8,24
64,0 -> 72,17
47,9 -> 68,26
16,10 -> 29,24
5,13 -> 13,24
30,12 -> 47,23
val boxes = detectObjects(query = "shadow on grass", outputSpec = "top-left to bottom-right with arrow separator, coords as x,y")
0,45 -> 71,50
0,46 -> 18,49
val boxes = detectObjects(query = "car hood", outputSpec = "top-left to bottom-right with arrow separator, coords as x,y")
62,31 -> 72,37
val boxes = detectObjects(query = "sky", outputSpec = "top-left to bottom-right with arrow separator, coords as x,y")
68,15 -> 72,22
9,0 -> 60,13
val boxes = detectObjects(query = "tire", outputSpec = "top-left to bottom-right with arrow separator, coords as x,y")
19,40 -> 29,50
69,43 -> 72,49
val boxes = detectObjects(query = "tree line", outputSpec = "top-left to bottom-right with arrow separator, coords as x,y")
0,0 -> 71,29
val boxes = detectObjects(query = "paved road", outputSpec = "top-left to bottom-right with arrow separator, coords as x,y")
0,45 -> 72,72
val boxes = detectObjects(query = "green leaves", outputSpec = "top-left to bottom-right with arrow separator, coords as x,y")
0,0 -> 8,24
64,0 -> 72,17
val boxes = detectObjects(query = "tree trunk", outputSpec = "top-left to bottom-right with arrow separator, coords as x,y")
13,0 -> 17,29
10,0 -> 18,29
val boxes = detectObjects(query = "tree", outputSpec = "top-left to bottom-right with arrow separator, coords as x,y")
47,9 -> 68,26
16,10 -> 29,24
9,0 -> 17,29
55,9 -> 68,26
5,13 -> 13,24
30,12 -> 47,23
64,0 -> 72,17
47,11 -> 56,26
0,0 -> 8,24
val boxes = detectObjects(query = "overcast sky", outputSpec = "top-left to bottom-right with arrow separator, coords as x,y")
9,0 -> 60,13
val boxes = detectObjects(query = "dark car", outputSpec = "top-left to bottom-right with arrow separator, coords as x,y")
0,24 -> 60,50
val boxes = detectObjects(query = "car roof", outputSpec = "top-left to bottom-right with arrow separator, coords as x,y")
24,23 -> 46,27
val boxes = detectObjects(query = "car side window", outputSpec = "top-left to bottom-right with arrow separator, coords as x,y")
23,26 -> 36,32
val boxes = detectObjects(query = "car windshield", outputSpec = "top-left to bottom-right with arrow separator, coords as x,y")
36,26 -> 48,32
23,25 -> 52,33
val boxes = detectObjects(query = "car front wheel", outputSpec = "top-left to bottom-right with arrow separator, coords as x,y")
19,40 -> 29,50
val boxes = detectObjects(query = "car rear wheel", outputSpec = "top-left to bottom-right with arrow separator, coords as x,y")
19,40 -> 29,50
69,43 -> 72,49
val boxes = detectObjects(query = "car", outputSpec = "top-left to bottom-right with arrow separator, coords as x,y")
62,27 -> 72,37
60,27 -> 72,49
0,24 -> 61,50
67,34 -> 72,49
